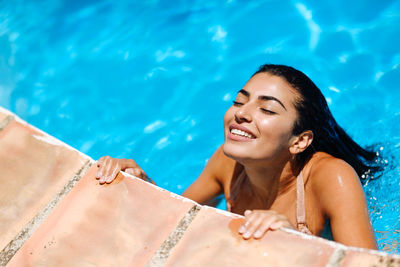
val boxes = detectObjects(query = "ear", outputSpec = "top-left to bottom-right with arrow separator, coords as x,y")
289,130 -> 314,155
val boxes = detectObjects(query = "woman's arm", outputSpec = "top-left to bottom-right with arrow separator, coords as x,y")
96,146 -> 230,205
312,157 -> 377,249
182,146 -> 230,205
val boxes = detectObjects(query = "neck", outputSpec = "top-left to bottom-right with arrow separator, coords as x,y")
242,158 -> 298,206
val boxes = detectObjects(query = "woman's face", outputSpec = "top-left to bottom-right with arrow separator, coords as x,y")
223,73 -> 300,165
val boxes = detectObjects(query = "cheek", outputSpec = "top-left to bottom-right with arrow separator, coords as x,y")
257,115 -> 294,141
224,107 -> 235,126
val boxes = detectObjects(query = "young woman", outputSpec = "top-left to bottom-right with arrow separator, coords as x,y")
96,64 -> 379,249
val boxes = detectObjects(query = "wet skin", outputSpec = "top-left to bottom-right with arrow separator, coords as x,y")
97,73 -> 377,250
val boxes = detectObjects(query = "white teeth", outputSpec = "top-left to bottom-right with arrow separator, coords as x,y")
231,128 -> 253,138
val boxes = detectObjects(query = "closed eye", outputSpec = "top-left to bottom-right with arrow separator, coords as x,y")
233,101 -> 244,106
260,108 -> 276,115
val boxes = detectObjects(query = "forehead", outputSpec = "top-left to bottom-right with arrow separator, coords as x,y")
241,73 -> 300,106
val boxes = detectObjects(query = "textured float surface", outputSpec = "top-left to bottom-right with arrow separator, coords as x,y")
0,117 -> 89,254
163,207 -> 335,267
7,166 -> 195,267
1,106 -> 400,267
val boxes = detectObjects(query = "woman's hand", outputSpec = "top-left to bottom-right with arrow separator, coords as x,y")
238,210 -> 294,239
96,156 -> 150,184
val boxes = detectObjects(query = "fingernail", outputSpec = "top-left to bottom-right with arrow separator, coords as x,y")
270,222 -> 281,229
243,231 -> 251,238
238,226 -> 245,233
254,230 -> 262,238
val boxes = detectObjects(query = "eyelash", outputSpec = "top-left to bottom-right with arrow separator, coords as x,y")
260,108 -> 276,115
232,101 -> 276,115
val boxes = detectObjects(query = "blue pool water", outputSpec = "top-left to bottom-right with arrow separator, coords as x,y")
1,0 -> 399,253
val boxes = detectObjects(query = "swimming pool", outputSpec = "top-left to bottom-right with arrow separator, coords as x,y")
1,0 -> 399,253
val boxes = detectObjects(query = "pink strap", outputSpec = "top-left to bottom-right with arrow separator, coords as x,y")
296,172 -> 306,224
296,172 -> 312,234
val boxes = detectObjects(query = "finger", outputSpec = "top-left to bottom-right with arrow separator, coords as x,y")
106,164 -> 120,184
253,216 -> 279,239
96,157 -> 110,180
99,158 -> 112,184
271,215 -> 293,230
125,167 -> 141,178
269,221 -> 284,230
96,156 -> 106,167
120,159 -> 139,172
96,157 -> 108,179
104,158 -> 117,181
125,168 -> 135,176
239,210 -> 252,233
241,214 -> 263,239
96,167 -> 104,179
133,168 -> 142,178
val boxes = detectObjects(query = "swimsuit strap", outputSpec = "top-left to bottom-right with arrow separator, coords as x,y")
229,169 -> 313,235
296,171 -> 312,234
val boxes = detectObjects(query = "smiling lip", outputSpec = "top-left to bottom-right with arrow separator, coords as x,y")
227,124 -> 256,141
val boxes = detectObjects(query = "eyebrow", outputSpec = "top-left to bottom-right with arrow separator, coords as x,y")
238,89 -> 287,110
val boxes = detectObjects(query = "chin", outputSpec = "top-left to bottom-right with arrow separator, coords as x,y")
223,139 -> 282,166
222,141 -> 254,162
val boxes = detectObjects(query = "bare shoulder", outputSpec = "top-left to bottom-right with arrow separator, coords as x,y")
309,152 -> 359,189
306,153 -> 377,249
307,152 -> 364,215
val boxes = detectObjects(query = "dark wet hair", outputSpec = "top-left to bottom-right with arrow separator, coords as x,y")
253,64 -> 380,178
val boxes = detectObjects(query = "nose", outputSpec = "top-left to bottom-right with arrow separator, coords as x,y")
234,105 -> 252,123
